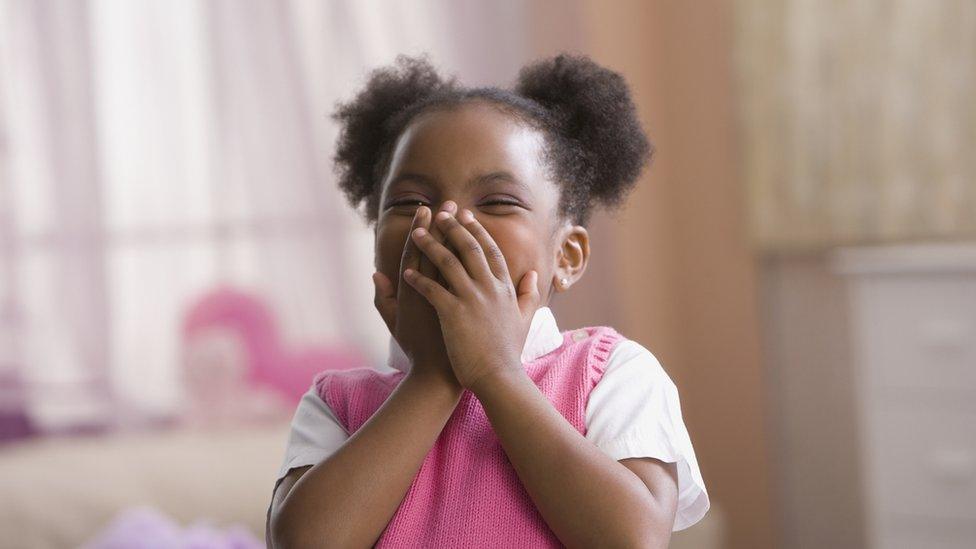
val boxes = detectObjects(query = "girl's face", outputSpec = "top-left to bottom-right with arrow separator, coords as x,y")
373,101 -> 583,303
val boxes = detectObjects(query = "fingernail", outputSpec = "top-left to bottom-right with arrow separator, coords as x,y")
441,200 -> 456,213
435,210 -> 451,221
460,209 -> 474,222
413,227 -> 426,237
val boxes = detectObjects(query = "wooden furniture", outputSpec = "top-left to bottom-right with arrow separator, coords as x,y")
832,243 -> 976,549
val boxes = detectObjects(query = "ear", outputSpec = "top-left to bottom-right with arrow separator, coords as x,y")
552,225 -> 589,293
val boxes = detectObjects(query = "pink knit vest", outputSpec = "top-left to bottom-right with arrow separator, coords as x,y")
313,325 -> 624,548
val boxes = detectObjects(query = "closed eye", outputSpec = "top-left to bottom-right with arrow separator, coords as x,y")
388,199 -> 429,208
385,199 -> 430,214
485,201 -> 516,207
477,200 -> 525,216
480,199 -> 524,208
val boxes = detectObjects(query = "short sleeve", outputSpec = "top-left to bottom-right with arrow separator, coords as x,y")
275,385 -> 350,482
585,339 -> 710,531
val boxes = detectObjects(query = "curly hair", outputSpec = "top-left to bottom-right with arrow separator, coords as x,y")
332,53 -> 652,226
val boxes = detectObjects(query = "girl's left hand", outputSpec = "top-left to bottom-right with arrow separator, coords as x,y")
402,204 -> 541,392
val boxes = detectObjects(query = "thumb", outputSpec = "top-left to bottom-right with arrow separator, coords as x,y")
372,271 -> 397,334
516,270 -> 541,318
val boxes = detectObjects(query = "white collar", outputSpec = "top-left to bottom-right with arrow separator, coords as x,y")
387,306 -> 564,373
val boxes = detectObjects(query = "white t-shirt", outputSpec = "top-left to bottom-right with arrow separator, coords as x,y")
275,307 -> 710,531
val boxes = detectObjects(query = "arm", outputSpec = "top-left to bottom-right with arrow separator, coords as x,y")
471,369 -> 678,548
268,371 -> 463,548
268,465 -> 311,547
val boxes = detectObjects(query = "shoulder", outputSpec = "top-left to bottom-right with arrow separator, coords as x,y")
275,386 -> 348,481
313,366 -> 403,401
585,335 -> 682,431
287,385 -> 345,437
312,367 -> 404,431
562,325 -> 626,346
313,365 -> 401,387
560,325 -> 629,365
564,327 -> 674,389
601,336 -> 676,391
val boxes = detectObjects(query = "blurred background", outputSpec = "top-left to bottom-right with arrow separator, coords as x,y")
1,0 -> 974,547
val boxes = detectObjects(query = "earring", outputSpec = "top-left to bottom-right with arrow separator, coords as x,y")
560,277 -> 569,287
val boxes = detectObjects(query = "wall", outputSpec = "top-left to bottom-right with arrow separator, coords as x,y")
759,253 -> 866,549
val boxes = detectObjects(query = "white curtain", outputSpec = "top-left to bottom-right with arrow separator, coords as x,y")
0,0 -> 532,434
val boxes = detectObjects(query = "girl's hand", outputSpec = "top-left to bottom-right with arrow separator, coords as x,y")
372,204 -> 461,389
402,204 -> 542,391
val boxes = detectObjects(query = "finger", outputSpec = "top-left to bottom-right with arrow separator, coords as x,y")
516,270 -> 541,318
372,271 -> 397,333
418,206 -> 442,280
433,209 -> 493,282
421,203 -> 456,289
403,267 -> 454,311
457,208 -> 510,281
401,206 -> 429,281
410,227 -> 476,296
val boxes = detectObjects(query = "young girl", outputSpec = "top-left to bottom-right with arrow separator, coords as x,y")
267,53 -> 709,548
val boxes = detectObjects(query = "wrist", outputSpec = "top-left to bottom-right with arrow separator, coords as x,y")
405,367 -> 464,396
468,365 -> 527,398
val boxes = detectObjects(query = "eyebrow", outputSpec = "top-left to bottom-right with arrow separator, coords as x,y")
388,171 -> 531,193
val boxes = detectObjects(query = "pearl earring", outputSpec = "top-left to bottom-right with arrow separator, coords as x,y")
560,277 -> 569,287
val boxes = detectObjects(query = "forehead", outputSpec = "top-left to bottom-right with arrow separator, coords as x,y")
383,102 -> 550,191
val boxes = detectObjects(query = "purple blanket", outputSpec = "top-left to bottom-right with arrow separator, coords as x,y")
81,506 -> 264,549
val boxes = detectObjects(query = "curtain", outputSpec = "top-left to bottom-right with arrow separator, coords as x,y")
0,0 -> 532,435
735,0 -> 976,251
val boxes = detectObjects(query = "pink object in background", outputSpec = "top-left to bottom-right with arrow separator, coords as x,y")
179,286 -> 365,427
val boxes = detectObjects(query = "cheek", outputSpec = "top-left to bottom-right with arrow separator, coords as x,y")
375,223 -> 409,281
489,221 -> 550,282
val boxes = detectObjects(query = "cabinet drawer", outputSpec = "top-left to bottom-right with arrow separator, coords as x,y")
849,274 -> 976,395
876,515 -> 976,549
866,406 -> 976,522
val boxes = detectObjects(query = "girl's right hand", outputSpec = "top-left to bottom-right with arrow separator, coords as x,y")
371,204 -> 461,389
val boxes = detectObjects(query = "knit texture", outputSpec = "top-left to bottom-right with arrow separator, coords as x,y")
313,325 -> 624,548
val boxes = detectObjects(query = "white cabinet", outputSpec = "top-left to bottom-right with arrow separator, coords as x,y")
832,243 -> 976,549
